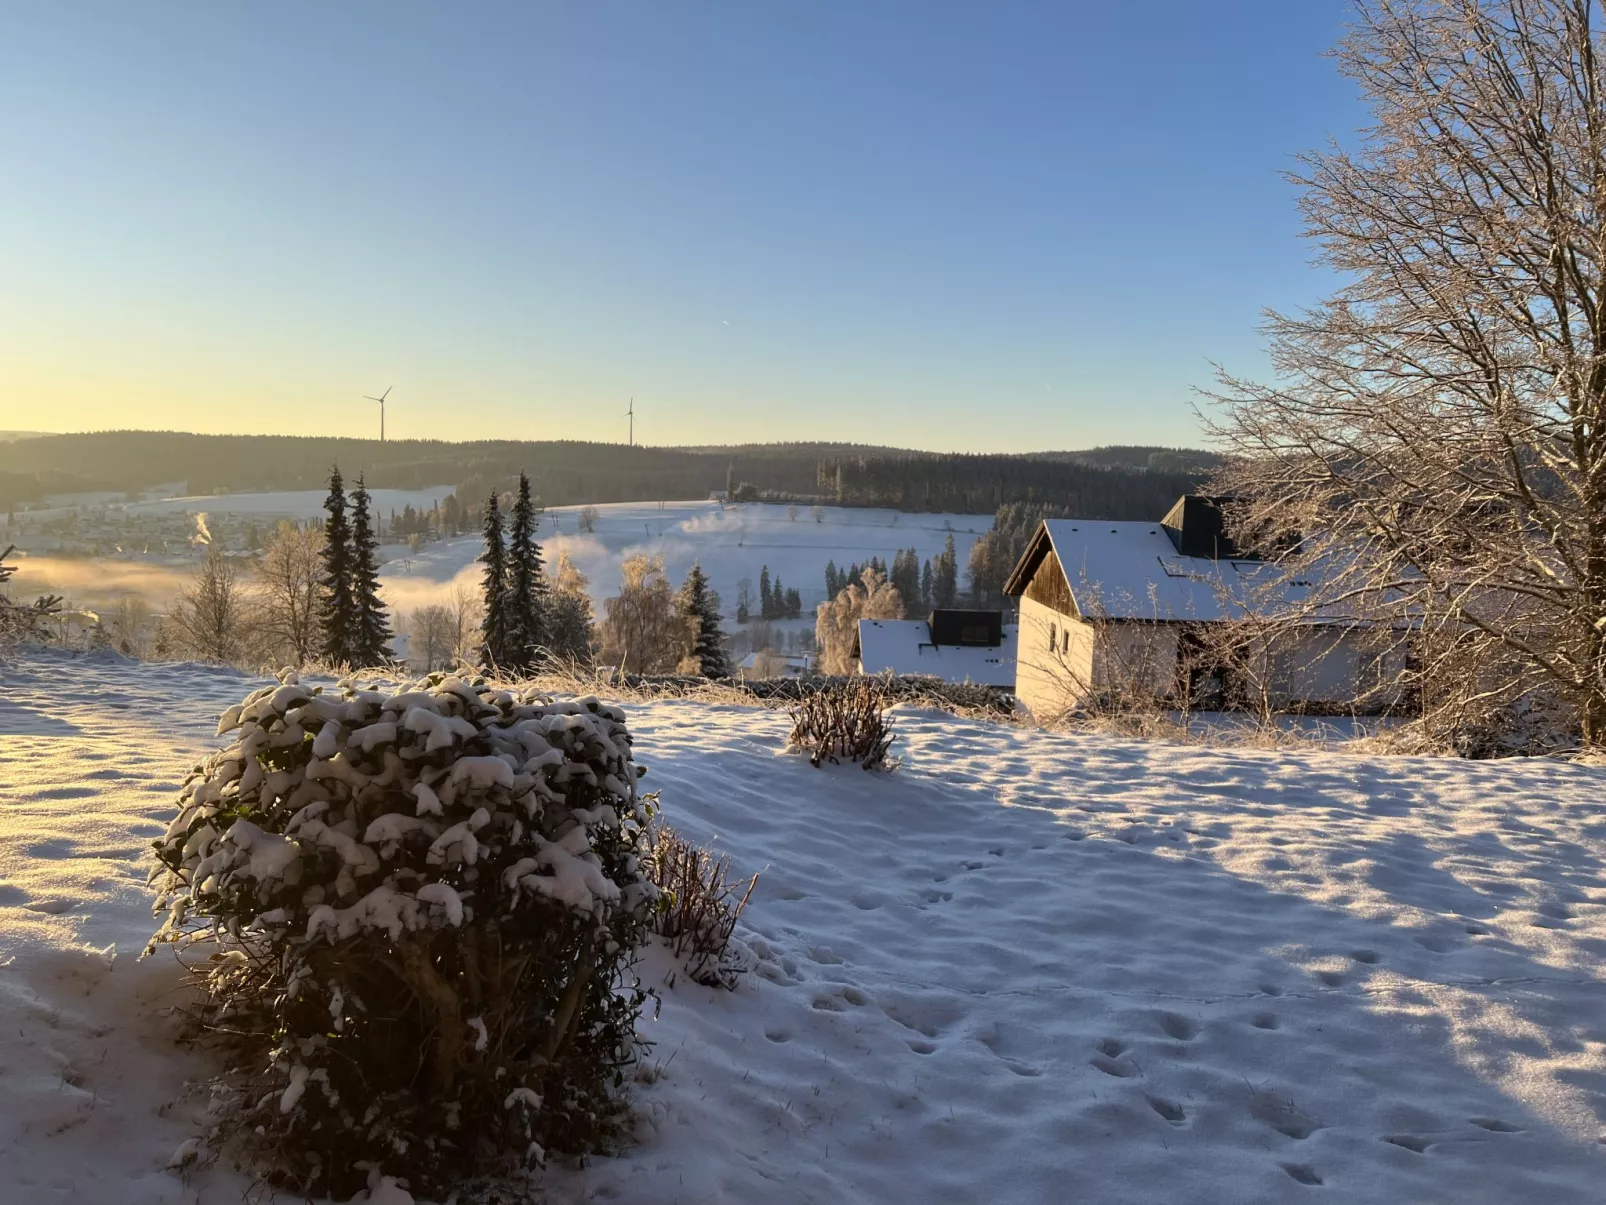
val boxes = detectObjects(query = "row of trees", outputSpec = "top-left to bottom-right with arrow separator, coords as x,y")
737,566 -> 803,623
814,452 -> 1205,515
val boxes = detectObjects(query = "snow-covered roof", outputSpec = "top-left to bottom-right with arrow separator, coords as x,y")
1014,520 -> 1322,623
856,619 -> 1017,687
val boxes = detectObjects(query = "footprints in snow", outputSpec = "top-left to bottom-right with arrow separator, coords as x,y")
1281,1163 -> 1324,1187
811,984 -> 869,1012
1090,1010 -> 1202,1079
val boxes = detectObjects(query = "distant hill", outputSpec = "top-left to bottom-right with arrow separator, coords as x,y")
0,431 -> 53,442
0,430 -> 1217,520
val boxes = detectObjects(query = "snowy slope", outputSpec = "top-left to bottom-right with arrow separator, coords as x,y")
3,649 -> 1606,1202
380,500 -> 992,624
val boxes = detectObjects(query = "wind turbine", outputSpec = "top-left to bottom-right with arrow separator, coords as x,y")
365,387 -> 392,442
626,397 -> 635,447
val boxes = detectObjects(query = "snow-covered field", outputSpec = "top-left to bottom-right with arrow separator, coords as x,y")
379,500 -> 992,623
3,647 -> 1606,1202
9,494 -> 990,632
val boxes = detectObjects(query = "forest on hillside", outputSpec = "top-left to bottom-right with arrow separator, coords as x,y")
0,430 -> 1217,520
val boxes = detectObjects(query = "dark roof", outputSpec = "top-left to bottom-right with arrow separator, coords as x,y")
1160,495 -> 1251,560
927,609 -> 1004,647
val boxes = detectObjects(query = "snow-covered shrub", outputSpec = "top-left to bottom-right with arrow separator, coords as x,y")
645,824 -> 758,989
787,677 -> 897,769
147,670 -> 657,1198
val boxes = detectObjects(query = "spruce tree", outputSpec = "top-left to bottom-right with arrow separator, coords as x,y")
758,566 -> 773,620
920,559 -> 935,613
478,492 -> 511,668
318,466 -> 359,665
936,533 -> 959,608
824,560 -> 839,598
676,563 -> 730,678
506,472 -> 548,670
348,476 -> 394,666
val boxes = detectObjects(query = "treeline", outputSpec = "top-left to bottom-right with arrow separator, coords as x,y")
0,431 -> 1215,520
817,450 -> 1215,515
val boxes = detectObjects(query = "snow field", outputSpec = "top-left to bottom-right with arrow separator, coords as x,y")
2,649 -> 1605,1202
377,500 -> 992,625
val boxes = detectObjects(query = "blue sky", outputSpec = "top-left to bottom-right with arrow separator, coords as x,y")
0,2 -> 1362,451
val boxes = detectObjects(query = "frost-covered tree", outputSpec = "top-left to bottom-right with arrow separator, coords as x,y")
1210,0 -> 1606,746
168,545 -> 252,664
478,491 -> 512,669
256,520 -> 324,667
405,604 -> 458,671
348,476 -> 393,667
317,467 -> 359,665
598,554 -> 681,674
506,471 -> 548,670
675,563 -> 730,678
814,566 -> 905,675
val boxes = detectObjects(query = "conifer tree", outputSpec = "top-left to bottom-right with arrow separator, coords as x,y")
479,492 -> 511,668
546,551 -> 595,666
348,475 -> 394,666
506,471 -> 548,670
824,560 -> 839,598
920,559 -> 935,613
935,533 -> 959,608
676,563 -> 730,678
318,466 -> 359,665
758,566 -> 773,620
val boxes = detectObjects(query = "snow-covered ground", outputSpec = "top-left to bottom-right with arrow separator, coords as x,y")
3,648 -> 1606,1202
379,500 -> 992,625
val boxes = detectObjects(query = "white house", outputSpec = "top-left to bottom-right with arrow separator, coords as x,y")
856,609 -> 1018,688
1003,496 -> 1405,720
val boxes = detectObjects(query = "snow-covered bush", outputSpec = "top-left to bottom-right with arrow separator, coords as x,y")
787,677 -> 897,769
645,824 -> 758,989
147,670 -> 657,1198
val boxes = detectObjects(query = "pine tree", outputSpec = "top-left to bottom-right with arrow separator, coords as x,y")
758,566 -> 773,620
920,559 -> 935,613
318,466 -> 359,665
770,573 -> 785,620
935,533 -> 959,608
824,560 -> 839,598
676,563 -> 730,678
348,475 -> 393,666
785,586 -> 802,618
479,492 -> 512,668
506,471 -> 548,670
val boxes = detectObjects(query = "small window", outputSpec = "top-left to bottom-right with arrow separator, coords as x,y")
1062,628 -> 1071,654
1048,622 -> 1057,652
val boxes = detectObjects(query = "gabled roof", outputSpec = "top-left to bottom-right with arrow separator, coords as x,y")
1004,519 -> 1320,622
857,618 -> 1018,687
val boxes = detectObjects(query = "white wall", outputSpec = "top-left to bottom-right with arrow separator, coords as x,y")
1014,596 -> 1094,720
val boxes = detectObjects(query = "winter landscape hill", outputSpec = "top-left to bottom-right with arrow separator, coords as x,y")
2,647 -> 1605,1202
0,431 -> 1214,519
